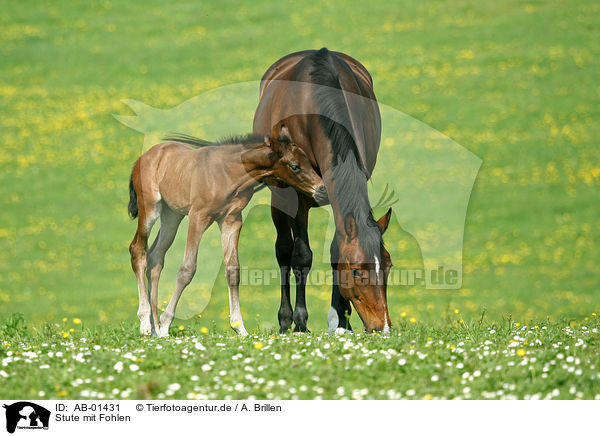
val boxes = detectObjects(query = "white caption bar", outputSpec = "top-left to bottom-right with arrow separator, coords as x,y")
0,400 -> 596,435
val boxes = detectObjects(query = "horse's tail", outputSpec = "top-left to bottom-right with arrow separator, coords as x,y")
128,167 -> 138,219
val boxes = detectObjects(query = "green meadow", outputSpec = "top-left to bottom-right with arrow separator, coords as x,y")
1,0 -> 599,399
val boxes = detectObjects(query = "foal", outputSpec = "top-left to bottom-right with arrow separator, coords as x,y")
128,125 -> 326,337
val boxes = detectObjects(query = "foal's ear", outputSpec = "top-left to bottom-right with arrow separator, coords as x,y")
279,123 -> 292,143
265,134 -> 283,155
376,208 -> 393,234
344,213 -> 358,241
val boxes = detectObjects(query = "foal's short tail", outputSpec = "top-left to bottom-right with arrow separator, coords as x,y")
128,169 -> 139,219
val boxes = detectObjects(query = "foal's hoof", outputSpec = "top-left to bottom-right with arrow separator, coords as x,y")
140,324 -> 152,336
157,328 -> 170,338
232,327 -> 249,337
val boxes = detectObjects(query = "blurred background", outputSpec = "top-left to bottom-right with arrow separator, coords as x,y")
1,0 -> 598,331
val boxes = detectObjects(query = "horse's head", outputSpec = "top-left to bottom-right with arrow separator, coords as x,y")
265,124 -> 328,203
334,208 -> 393,332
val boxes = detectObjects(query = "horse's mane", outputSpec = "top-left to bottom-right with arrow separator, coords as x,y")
163,132 -> 266,148
308,48 -> 383,259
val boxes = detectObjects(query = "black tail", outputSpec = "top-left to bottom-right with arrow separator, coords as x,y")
128,170 -> 138,219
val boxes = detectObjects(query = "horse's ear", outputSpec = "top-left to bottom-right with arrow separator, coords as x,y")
377,208 -> 392,234
344,213 -> 358,240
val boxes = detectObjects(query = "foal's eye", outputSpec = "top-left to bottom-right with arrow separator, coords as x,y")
289,163 -> 301,172
351,268 -> 361,278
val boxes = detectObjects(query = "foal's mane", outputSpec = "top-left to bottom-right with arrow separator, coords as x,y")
308,48 -> 383,258
162,132 -> 272,193
163,132 -> 266,148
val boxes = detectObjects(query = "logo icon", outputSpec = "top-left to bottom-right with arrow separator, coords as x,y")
3,402 -> 50,433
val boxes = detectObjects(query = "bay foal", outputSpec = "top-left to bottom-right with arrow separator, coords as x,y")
128,125 -> 326,337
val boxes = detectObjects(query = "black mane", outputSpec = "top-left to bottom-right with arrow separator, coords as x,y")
163,132 -> 266,148
309,48 -> 383,259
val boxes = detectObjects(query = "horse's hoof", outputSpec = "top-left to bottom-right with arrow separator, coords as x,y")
334,327 -> 351,335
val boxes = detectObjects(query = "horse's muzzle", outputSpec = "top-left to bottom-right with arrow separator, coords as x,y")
313,185 -> 329,205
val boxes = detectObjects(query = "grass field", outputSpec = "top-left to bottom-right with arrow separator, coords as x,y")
1,315 -> 599,400
1,0 -> 599,399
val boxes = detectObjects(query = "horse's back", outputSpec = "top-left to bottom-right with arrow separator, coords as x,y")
258,49 -> 374,96
254,49 -> 381,176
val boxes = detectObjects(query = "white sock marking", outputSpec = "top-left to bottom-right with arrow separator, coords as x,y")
327,306 -> 339,334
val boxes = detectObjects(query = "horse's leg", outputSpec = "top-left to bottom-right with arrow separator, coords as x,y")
158,210 -> 210,337
329,240 -> 353,334
146,205 -> 184,335
129,198 -> 160,335
290,197 -> 312,333
219,212 -> 247,337
329,276 -> 354,334
271,204 -> 294,333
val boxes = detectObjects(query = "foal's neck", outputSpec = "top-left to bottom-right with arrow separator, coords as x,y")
238,143 -> 275,182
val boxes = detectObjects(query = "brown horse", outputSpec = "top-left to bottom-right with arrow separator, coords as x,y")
253,48 -> 393,333
128,125 -> 326,337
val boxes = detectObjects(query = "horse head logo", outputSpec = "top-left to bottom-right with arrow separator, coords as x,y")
3,402 -> 51,433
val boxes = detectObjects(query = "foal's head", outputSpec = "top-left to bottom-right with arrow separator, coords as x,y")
263,125 -> 327,203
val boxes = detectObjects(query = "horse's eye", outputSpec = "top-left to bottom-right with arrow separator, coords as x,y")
289,163 -> 301,172
351,268 -> 361,278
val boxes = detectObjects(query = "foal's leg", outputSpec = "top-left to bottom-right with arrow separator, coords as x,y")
290,197 -> 312,333
129,200 -> 160,335
146,206 -> 184,335
271,204 -> 294,333
219,212 -> 247,337
158,211 -> 210,337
